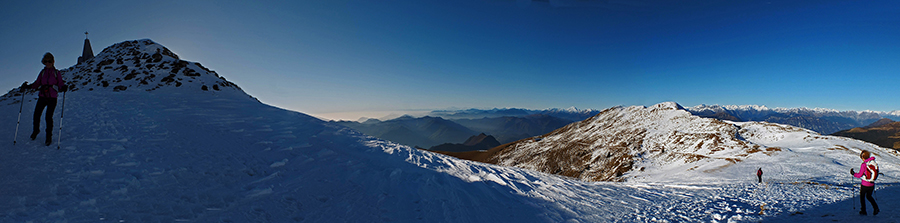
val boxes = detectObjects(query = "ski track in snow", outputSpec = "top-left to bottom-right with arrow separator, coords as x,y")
1,91 -> 898,222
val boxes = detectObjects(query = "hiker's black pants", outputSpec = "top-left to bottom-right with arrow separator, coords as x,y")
33,97 -> 57,136
860,185 -> 879,212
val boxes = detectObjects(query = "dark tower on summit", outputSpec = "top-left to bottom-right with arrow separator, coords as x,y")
77,32 -> 94,64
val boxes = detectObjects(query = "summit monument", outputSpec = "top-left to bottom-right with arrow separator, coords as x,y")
77,32 -> 94,64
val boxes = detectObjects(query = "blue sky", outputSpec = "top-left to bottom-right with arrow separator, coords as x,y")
2,0 -> 898,120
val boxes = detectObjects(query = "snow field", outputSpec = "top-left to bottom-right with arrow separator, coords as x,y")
1,91 -> 898,222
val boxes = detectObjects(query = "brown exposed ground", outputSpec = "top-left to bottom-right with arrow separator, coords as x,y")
428,104 -> 776,182
832,119 -> 900,150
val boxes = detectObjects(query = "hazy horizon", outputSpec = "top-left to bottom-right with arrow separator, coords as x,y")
311,103 -> 900,122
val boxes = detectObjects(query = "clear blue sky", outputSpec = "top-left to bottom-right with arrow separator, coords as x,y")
2,0 -> 898,120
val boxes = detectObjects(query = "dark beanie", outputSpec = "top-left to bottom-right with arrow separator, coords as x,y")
42,52 -> 54,63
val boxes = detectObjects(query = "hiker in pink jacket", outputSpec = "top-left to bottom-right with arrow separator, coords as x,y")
28,52 -> 67,146
851,150 -> 879,216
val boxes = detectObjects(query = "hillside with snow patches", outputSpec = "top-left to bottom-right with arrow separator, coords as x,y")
471,102 -> 900,184
1,40 -> 899,222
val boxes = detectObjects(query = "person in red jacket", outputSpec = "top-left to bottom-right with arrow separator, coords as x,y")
28,52 -> 67,146
851,150 -> 879,216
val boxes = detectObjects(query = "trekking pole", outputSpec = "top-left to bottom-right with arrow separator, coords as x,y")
851,172 -> 856,210
13,92 -> 26,145
57,90 -> 66,150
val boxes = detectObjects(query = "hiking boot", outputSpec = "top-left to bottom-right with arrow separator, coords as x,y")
30,131 -> 38,140
45,136 -> 52,146
874,208 -> 879,216
859,211 -> 867,216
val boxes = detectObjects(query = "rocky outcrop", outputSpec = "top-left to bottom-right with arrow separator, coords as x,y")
61,39 -> 242,93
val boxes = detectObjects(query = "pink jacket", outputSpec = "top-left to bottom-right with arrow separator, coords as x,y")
32,67 -> 66,98
853,157 -> 876,187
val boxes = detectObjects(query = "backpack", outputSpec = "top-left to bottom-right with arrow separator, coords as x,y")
37,69 -> 60,95
863,159 -> 879,183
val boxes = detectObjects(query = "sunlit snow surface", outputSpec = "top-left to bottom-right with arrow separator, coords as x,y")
1,90 -> 898,222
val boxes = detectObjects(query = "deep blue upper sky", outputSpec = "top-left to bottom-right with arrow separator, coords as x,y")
2,0 -> 898,120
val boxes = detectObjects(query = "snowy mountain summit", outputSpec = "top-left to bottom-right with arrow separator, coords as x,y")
468,102 -> 900,183
62,39 -> 243,94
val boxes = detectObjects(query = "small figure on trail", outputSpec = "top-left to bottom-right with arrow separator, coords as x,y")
29,52 -> 67,146
756,167 -> 763,183
851,150 -> 879,216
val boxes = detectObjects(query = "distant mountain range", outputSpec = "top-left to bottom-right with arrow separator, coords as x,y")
334,105 -> 900,151
687,104 -> 900,134
333,108 -> 601,149
452,114 -> 574,144
832,118 -> 900,150
428,107 -> 600,122
428,133 -> 501,152
334,116 -> 475,149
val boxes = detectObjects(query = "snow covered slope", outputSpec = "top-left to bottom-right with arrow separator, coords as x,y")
1,40 -> 898,222
5,91 -> 899,222
484,102 -> 900,184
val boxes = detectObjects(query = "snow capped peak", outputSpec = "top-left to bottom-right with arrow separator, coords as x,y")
59,39 -> 245,95
684,103 -> 894,134
543,106 -> 592,113
890,110 -> 900,116
688,104 -> 770,112
729,104 -> 770,111
688,104 -> 714,110
650,101 -> 684,111
95,39 -> 179,61
687,104 -> 895,116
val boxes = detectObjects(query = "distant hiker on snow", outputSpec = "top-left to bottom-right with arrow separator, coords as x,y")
851,150 -> 879,216
756,167 -> 762,183
24,52 -> 67,146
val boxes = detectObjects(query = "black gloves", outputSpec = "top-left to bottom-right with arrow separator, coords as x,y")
19,81 -> 68,92
850,169 -> 855,175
